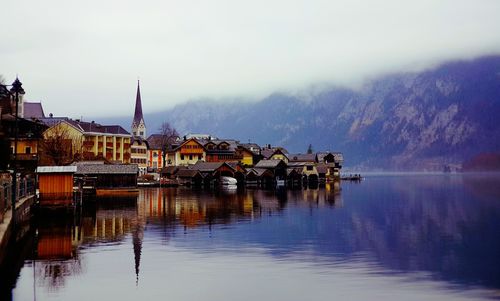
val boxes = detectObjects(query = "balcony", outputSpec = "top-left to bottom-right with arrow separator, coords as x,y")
11,153 -> 38,161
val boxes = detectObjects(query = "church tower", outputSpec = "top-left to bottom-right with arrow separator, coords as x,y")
131,80 -> 146,139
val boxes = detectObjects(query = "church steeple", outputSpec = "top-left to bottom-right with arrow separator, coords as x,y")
131,80 -> 146,138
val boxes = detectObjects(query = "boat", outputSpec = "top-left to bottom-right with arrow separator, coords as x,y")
220,176 -> 237,185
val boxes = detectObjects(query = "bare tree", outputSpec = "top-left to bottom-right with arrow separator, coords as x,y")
39,126 -> 83,166
157,122 -> 179,167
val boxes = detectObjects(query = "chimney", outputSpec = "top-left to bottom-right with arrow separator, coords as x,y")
183,135 -> 186,141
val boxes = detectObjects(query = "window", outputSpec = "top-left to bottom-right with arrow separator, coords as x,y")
198,155 -> 202,160
25,146 -> 31,154
181,154 -> 185,160
306,166 -> 313,171
189,155 -> 193,160
139,131 -> 144,136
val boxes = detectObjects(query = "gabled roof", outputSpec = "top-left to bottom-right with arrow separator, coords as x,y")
173,138 -> 205,151
160,166 -> 179,175
38,116 -> 70,127
147,134 -> 167,150
36,166 -> 77,173
286,168 -> 301,176
60,120 -> 130,135
239,143 -> 261,155
24,102 -> 45,119
260,149 -> 275,159
176,169 -> 202,178
254,159 -> 286,169
73,163 -> 138,174
317,152 -> 344,164
288,162 -> 315,168
251,168 -> 273,177
288,153 -> 316,163
197,138 -> 239,153
189,161 -> 235,173
261,147 -> 288,159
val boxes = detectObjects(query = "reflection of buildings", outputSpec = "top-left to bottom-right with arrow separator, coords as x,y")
34,215 -> 82,291
30,186 -> 343,290
138,188 -> 256,228
297,182 -> 342,207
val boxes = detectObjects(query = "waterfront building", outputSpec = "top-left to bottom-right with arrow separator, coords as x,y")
43,119 -> 132,163
253,159 -> 288,183
168,138 -> 206,166
131,136 -> 148,175
261,147 -> 289,163
201,139 -> 239,163
146,134 -> 176,171
0,80 -> 48,172
73,161 -> 138,190
235,145 -> 254,167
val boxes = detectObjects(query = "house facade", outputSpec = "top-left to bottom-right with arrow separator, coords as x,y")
44,120 -> 132,164
169,138 -> 206,166
131,137 -> 148,175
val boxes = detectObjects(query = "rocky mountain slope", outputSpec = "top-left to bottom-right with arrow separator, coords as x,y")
108,56 -> 500,170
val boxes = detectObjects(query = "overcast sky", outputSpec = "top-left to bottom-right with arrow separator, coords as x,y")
2,0 -> 500,118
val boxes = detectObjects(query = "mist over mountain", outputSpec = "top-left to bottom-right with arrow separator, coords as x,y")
104,56 -> 500,170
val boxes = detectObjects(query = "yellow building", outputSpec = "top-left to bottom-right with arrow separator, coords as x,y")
44,120 -> 132,163
131,137 -> 148,175
236,145 -> 254,167
270,148 -> 289,164
168,138 -> 206,166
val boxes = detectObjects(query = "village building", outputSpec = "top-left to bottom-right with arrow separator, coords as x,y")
36,165 -> 77,207
316,151 -> 343,179
73,161 -> 138,191
168,138 -> 206,166
287,161 -> 319,184
0,79 -> 48,173
261,146 -> 289,163
131,136 -> 148,175
200,139 -> 240,163
188,161 -> 246,185
253,159 -> 288,184
43,119 -> 132,164
146,134 -> 168,172
235,145 -> 255,167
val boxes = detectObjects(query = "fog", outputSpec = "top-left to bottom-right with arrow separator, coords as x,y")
1,0 -> 500,117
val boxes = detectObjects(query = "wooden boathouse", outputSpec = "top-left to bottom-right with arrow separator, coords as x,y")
36,166 -> 77,207
73,162 -> 139,196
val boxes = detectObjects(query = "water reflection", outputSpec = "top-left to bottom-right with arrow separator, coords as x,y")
4,175 -> 500,300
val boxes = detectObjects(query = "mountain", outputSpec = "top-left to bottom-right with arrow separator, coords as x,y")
104,56 -> 500,170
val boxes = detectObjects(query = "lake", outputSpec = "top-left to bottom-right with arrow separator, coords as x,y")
2,174 -> 500,300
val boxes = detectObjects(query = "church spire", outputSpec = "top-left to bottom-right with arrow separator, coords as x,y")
133,80 -> 144,125
131,80 -> 147,138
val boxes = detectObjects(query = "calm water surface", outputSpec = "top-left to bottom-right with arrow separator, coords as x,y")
2,174 -> 500,300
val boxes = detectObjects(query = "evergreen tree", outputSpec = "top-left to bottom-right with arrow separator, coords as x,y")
307,144 -> 313,154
